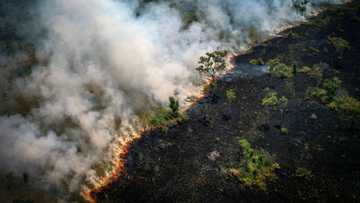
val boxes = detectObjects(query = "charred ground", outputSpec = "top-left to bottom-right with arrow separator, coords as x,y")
95,1 -> 360,202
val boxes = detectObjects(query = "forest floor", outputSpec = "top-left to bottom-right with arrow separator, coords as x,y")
95,1 -> 360,202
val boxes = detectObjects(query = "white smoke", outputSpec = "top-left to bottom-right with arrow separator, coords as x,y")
0,0 -> 346,200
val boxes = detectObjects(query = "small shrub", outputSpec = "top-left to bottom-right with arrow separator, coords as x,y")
298,66 -> 323,79
328,36 -> 350,53
229,139 -> 279,190
323,77 -> 342,99
169,96 -> 180,117
308,46 -> 320,54
307,77 -> 359,120
295,167 -> 312,180
149,107 -> 173,128
267,58 -> 281,68
226,88 -> 237,103
261,89 -> 288,108
149,97 -> 186,131
307,77 -> 342,103
307,87 -> 329,103
328,96 -> 360,120
280,127 -> 289,135
267,59 -> 294,79
249,58 -> 264,65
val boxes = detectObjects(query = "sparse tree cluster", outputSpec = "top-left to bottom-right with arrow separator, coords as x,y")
196,50 -> 228,81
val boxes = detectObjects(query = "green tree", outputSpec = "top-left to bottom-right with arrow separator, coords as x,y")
169,96 -> 179,117
196,50 -> 228,81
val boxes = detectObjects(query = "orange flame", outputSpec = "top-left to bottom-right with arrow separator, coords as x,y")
81,129 -> 144,203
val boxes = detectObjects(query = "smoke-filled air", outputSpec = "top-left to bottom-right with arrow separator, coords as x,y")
0,0 -> 347,202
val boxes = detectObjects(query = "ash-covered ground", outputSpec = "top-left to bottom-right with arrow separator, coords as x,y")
95,1 -> 360,202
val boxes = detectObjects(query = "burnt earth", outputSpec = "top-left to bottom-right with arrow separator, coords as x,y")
95,2 -> 360,203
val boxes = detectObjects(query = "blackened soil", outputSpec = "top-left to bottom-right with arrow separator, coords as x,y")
95,2 -> 360,202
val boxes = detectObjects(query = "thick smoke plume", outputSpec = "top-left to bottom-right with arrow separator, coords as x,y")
0,0 -> 345,200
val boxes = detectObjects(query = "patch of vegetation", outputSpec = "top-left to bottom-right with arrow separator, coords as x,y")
225,88 -> 237,103
307,87 -> 329,103
328,96 -> 360,120
307,77 -> 342,103
280,127 -> 289,135
261,88 -> 288,108
323,77 -> 342,99
267,58 -> 294,79
298,66 -> 323,80
328,36 -> 350,57
229,139 -> 279,190
295,167 -> 313,180
307,77 -> 360,120
149,97 -> 186,131
249,58 -> 264,65
196,50 -> 228,81
169,96 -> 180,117
308,46 -> 320,54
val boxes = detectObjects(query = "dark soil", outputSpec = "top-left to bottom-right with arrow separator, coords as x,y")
95,1 -> 360,203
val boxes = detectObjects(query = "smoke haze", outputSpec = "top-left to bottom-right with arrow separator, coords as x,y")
0,0 -> 345,200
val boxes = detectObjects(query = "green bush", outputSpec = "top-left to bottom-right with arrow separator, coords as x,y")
323,77 -> 342,99
149,97 -> 186,131
306,77 -> 360,120
267,59 -> 294,79
298,66 -> 323,79
295,167 -> 312,180
249,58 -> 264,65
280,127 -> 289,135
169,96 -> 180,117
226,88 -> 237,103
307,77 -> 342,102
328,36 -> 350,53
328,96 -> 360,119
229,139 -> 279,190
261,89 -> 288,108
149,107 -> 173,127
307,87 -> 329,103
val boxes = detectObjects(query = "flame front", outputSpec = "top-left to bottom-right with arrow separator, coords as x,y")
81,129 -> 143,203
81,53 -> 236,203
